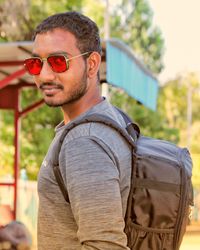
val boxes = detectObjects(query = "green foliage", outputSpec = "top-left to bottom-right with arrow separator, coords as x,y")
110,87 -> 179,143
0,0 -> 84,41
0,88 -> 63,180
110,0 -> 164,74
159,76 -> 193,130
0,37 -> 7,42
161,73 -> 200,151
0,110 -> 14,177
160,73 -> 200,189
192,154 -> 200,189
20,88 -> 62,179
27,0 -> 83,32
82,0 -> 105,37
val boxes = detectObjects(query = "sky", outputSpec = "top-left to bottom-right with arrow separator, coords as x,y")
148,0 -> 200,83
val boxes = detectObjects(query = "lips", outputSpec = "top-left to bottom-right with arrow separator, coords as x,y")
40,85 -> 63,96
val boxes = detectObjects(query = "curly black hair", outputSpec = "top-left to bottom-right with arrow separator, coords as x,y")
33,11 -> 102,56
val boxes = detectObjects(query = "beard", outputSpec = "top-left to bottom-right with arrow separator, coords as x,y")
43,69 -> 88,107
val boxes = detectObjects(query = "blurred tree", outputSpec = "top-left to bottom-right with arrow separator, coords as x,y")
110,0 -> 164,74
157,73 -> 200,189
20,89 -> 63,180
192,154 -> 200,189
161,73 -> 200,152
95,0 -> 168,152
82,0 -> 105,37
110,87 -> 179,143
0,0 -> 83,41
108,0 -> 166,143
0,110 -> 14,177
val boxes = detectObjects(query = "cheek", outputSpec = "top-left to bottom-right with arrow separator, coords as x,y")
58,70 -> 80,86
67,60 -> 87,79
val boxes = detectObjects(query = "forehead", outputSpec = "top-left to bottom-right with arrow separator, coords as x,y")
33,28 -> 79,56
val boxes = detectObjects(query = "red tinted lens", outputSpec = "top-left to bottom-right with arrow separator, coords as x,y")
24,58 -> 42,75
47,55 -> 68,73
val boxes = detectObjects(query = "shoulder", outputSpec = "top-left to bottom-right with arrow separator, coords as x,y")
61,108 -> 129,153
59,121 -> 131,171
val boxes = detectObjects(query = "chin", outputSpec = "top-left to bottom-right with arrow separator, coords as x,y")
44,97 -> 63,107
44,91 -> 87,107
45,102 -> 63,107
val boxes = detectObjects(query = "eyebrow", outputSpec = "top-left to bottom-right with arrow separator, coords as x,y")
31,51 -> 72,57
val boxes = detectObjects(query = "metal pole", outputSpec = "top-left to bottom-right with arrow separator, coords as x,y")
104,0 -> 110,40
102,0 -> 110,99
187,82 -> 192,150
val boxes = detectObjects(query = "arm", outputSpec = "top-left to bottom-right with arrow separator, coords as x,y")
60,136 -> 130,250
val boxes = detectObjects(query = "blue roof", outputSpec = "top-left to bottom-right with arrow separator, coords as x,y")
106,39 -> 159,110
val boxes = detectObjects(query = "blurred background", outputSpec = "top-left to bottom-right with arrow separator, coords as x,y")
0,0 -> 199,249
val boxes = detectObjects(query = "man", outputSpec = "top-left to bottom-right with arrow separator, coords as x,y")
24,11 -> 131,250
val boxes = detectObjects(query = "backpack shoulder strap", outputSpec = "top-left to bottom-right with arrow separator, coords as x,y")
53,111 -> 138,203
115,107 -> 140,138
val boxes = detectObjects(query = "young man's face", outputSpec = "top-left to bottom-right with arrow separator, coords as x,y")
32,28 -> 89,107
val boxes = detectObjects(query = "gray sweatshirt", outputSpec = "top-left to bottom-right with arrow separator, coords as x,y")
37,99 -> 131,250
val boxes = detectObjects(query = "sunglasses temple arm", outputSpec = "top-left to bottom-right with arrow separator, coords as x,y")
67,51 -> 91,61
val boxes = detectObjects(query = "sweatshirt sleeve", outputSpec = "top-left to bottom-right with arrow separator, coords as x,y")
60,136 -> 130,250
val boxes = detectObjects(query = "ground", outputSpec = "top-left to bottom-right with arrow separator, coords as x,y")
180,224 -> 200,250
180,233 -> 200,250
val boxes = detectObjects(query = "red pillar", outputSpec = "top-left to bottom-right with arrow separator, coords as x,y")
0,82 -> 44,221
13,88 -> 20,220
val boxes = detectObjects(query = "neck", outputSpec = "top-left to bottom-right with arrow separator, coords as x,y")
61,93 -> 103,124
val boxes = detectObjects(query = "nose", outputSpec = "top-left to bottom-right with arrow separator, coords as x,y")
35,60 -> 56,85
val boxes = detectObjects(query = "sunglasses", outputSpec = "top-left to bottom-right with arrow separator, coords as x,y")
24,51 -> 91,75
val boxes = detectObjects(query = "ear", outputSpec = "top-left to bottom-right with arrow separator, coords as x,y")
87,52 -> 101,79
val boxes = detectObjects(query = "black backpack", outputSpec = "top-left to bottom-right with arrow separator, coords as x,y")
53,108 -> 193,250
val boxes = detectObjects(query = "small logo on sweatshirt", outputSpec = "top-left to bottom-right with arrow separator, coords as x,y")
42,160 -> 48,167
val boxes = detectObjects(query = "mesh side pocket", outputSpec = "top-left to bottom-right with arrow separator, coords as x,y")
125,222 -> 174,250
